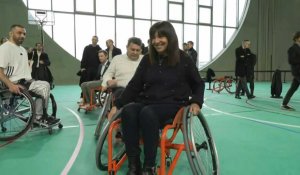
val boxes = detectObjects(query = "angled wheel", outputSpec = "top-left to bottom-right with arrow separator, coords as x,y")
0,88 -> 35,141
212,80 -> 224,93
224,77 -> 235,94
94,92 -> 112,138
183,107 -> 219,175
95,109 -> 126,171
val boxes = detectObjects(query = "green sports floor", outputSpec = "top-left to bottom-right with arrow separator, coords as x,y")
0,82 -> 299,175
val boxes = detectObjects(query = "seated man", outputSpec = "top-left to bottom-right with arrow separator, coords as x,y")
0,24 -> 60,125
101,37 -> 144,98
80,50 -> 110,108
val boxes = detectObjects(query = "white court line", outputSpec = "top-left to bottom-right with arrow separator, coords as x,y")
203,104 -> 300,129
61,107 -> 85,175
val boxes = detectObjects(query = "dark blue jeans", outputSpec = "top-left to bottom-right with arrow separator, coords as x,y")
121,103 -> 181,167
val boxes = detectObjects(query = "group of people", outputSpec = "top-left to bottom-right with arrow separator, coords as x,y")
183,41 -> 198,66
1,21 -> 299,175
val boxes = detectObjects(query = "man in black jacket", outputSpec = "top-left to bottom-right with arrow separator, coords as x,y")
105,39 -> 122,61
187,41 -> 198,66
235,40 -> 255,99
282,31 -> 300,110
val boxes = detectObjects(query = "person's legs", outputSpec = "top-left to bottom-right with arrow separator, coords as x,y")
282,77 -> 300,107
121,103 -> 145,175
81,82 -> 89,103
83,80 -> 102,104
139,104 -> 180,169
248,75 -> 255,96
235,77 -> 242,99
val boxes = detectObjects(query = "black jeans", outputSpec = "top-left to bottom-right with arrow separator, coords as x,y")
121,103 -> 181,167
283,76 -> 300,105
236,76 -> 251,97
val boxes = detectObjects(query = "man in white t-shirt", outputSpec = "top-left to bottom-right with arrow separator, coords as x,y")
0,24 -> 60,125
101,37 -> 143,97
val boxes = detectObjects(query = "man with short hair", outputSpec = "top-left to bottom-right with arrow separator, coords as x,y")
105,39 -> 122,61
101,37 -> 143,97
0,24 -> 60,125
187,41 -> 198,66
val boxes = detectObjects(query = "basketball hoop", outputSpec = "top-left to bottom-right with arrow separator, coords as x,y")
28,10 -> 55,46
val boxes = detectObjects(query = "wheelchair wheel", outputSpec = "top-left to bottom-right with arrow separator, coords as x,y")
183,107 -> 219,175
94,92 -> 112,138
48,93 -> 57,117
224,77 -> 235,94
95,109 -> 126,171
212,80 -> 224,93
0,89 -> 35,141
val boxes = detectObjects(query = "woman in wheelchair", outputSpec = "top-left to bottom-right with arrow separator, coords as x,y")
0,24 -> 60,126
108,21 -> 205,175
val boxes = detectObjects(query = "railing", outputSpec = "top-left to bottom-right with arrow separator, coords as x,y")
200,70 -> 292,83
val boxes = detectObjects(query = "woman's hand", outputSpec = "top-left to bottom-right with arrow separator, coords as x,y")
189,103 -> 201,116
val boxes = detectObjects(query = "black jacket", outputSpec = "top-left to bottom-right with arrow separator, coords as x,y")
235,46 -> 253,77
105,46 -> 122,59
188,47 -> 198,65
115,51 -> 205,108
288,43 -> 300,77
96,61 -> 110,80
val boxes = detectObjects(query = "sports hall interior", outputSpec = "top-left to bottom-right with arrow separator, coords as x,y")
0,0 -> 299,175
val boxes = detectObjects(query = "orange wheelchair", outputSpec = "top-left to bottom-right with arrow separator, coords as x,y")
95,106 -> 219,175
78,86 -> 106,114
212,76 -> 236,94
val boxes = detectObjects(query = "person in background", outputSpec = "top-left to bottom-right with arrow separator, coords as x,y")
105,39 -> 122,61
235,40 -> 255,100
187,41 -> 198,66
281,31 -> 300,111
80,50 -> 110,108
182,42 -> 189,54
78,35 -> 102,103
108,21 -> 204,175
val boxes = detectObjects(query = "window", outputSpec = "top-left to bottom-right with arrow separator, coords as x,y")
23,0 -> 250,69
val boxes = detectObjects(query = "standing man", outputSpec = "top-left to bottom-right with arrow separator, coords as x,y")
78,36 -> 101,103
0,24 -> 60,125
187,41 -> 198,66
281,31 -> 300,111
105,39 -> 122,61
235,40 -> 255,99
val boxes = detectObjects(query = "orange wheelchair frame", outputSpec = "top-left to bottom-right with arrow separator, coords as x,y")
106,108 -> 187,175
78,86 -> 103,113
212,75 -> 235,94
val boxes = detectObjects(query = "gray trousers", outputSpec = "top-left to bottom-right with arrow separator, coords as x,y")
81,80 -> 102,103
28,80 -> 50,116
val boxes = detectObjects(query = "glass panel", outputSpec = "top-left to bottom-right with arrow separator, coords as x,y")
152,0 -> 167,20
96,0 -> 115,16
75,15 -> 96,60
22,0 -> 27,6
171,23 -> 183,51
226,28 -> 235,44
184,0 -> 197,23
116,0 -> 132,16
28,0 -> 51,10
226,0 -> 237,27
53,13 -> 75,57
169,3 -> 182,21
135,0 -> 151,19
199,0 -> 211,6
212,27 -> 224,58
96,17 -> 115,49
239,0 -> 247,21
116,18 -> 133,53
76,0 -> 93,13
199,7 -> 211,24
134,20 -> 151,47
198,26 -> 211,67
169,0 -> 183,2
184,24 -> 197,50
53,0 -> 74,12
212,0 -> 224,26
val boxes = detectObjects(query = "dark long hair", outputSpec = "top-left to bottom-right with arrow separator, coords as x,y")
148,21 -> 180,66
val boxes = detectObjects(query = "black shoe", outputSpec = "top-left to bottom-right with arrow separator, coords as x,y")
45,116 -> 60,125
247,95 -> 255,99
142,167 -> 155,175
127,157 -> 141,175
235,95 -> 241,99
281,104 -> 295,111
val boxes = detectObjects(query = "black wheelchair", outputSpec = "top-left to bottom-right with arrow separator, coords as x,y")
0,87 -> 62,141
